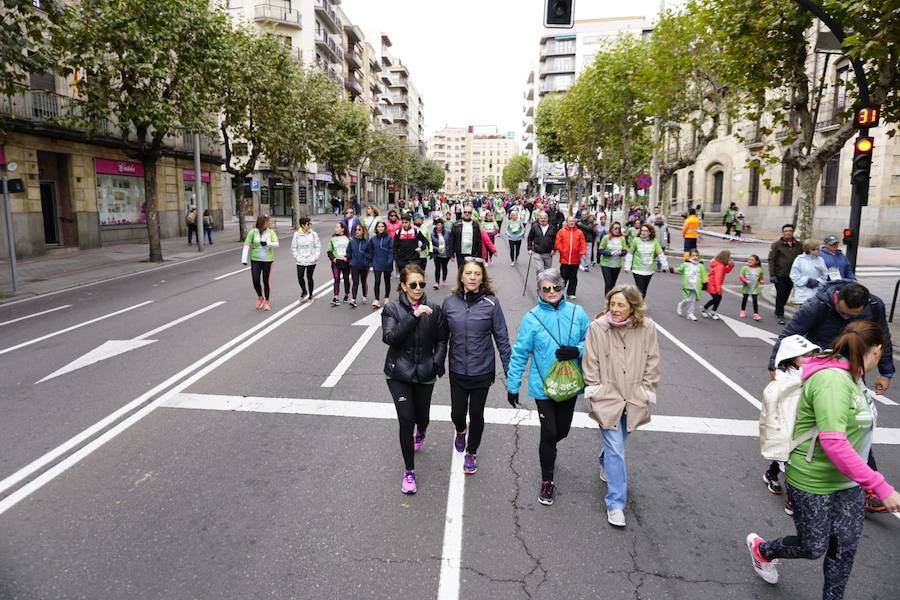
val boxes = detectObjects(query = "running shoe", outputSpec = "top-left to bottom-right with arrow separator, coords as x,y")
739,310 -> 747,318
711,312 -> 720,321
372,299 -> 380,308
433,283 -> 439,290
299,293 -> 308,302
330,297 -> 340,307
568,295 -> 576,301
263,300 -> 271,311
607,508 -> 626,528
256,297 -> 265,310
511,262 -> 516,266
538,480 -> 555,506
701,309 -> 710,318
413,429 -> 426,452
349,299 -> 357,308
784,498 -> 794,517
753,313 -> 762,321
745,533 -> 779,584
778,317 -> 786,325
454,429 -> 467,453
343,295 -> 349,304
463,453 -> 477,474
401,469 -> 417,495
865,490 -> 888,513
687,313 -> 698,321
361,297 -> 367,304
676,302 -> 683,316
764,471 -> 783,495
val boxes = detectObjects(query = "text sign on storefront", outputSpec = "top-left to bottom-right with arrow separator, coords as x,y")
182,169 -> 211,183
95,158 -> 144,177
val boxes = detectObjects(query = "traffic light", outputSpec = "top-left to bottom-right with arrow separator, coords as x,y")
842,228 -> 853,245
544,0 -> 574,28
851,136 -> 873,185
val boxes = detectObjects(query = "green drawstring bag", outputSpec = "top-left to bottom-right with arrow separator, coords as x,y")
543,358 -> 584,402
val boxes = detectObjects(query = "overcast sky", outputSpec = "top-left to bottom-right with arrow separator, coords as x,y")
340,0 -> 673,141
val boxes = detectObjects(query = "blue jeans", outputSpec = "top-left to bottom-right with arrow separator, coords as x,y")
599,414 -> 631,510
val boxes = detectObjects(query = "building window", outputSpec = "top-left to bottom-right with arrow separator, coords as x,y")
671,173 -> 678,200
781,164 -> 795,206
834,64 -> 850,110
821,155 -> 839,206
749,166 -> 760,206
233,142 -> 248,156
687,171 -> 694,200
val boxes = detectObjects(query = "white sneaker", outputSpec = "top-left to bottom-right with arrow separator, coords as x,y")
687,313 -> 698,321
607,508 -> 626,527
701,309 -> 710,318
746,533 -> 779,584
676,302 -> 683,316
511,262 -> 515,267
599,461 -> 607,482
711,312 -> 720,320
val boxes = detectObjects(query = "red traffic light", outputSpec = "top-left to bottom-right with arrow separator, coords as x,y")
842,228 -> 854,244
854,137 -> 874,154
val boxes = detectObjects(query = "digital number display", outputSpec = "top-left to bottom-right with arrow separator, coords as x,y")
854,106 -> 881,128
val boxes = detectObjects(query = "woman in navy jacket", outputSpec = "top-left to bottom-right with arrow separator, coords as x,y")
370,221 -> 394,309
441,257 -> 511,475
347,223 -> 373,308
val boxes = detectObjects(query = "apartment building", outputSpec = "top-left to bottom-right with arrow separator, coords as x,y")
523,16 -> 653,194
386,61 -> 426,156
427,126 -> 519,195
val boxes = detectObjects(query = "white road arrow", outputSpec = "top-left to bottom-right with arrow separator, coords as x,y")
718,314 -> 779,346
321,309 -> 382,388
37,301 -> 226,383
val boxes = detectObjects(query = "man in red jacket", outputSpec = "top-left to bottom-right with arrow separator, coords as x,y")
554,216 -> 587,299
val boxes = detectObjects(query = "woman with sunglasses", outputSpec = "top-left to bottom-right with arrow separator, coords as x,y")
507,269 -> 590,506
598,222 -> 627,296
382,264 -> 449,495
442,256 -> 511,475
385,209 -> 402,238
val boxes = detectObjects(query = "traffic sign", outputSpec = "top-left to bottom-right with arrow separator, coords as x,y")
250,179 -> 260,191
636,173 -> 653,190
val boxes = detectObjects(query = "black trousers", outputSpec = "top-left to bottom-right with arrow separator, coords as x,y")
387,379 -> 435,471
187,223 -> 198,244
774,276 -> 794,318
742,293 -> 759,313
559,263 -> 579,296
601,266 -> 621,296
450,384 -> 490,454
351,268 -> 369,299
632,273 -> 653,298
508,239 -> 522,262
250,260 -> 273,300
433,256 -> 450,283
703,293 -> 723,312
296,264 -> 315,296
536,397 -> 577,481
373,270 -> 391,301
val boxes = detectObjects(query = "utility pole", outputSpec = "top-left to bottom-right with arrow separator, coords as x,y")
1,164 -> 18,292
193,134 -> 204,251
649,0 -> 666,210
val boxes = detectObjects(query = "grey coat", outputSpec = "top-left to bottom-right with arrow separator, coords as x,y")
441,291 -> 512,379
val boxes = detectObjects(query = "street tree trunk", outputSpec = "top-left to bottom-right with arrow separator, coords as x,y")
291,167 -> 301,230
794,165 -> 823,242
143,158 -> 163,263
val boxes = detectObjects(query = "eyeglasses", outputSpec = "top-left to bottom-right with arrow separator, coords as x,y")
540,285 -> 564,293
405,281 -> 426,290
464,256 -> 485,264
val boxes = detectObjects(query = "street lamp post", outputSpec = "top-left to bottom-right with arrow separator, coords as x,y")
792,0 -> 872,270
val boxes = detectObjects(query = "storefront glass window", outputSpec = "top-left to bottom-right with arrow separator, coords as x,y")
97,174 -> 146,225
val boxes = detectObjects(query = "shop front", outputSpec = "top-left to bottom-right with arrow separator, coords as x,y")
95,158 -> 149,244
183,168 -> 211,231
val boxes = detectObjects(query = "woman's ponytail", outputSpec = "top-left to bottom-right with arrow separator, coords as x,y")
827,321 -> 884,380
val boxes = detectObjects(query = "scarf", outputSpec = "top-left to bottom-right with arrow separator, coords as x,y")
601,311 -> 633,328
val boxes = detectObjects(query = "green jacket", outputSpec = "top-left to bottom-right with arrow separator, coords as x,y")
244,228 -> 278,262
598,234 -> 627,268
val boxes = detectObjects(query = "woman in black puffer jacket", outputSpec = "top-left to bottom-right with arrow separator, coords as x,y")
382,264 -> 449,495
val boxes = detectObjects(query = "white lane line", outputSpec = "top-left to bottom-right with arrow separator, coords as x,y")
0,283 -> 331,511
655,323 -> 763,409
134,301 -> 226,340
437,451 -> 466,600
214,267 -> 250,281
159,393 -> 900,444
321,311 -> 382,388
0,301 -> 153,356
0,305 -> 71,327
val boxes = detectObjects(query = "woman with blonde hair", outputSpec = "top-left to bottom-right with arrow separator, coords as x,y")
789,239 -> 829,306
582,284 -> 660,527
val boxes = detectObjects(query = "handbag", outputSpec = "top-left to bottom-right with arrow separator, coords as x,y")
528,307 -> 584,402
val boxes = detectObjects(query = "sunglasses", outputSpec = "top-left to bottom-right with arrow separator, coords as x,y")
405,281 -> 426,290
540,284 -> 564,293
463,211 -> 473,215
464,256 -> 485,264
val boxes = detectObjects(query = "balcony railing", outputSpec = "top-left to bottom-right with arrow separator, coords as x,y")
254,3 -> 302,28
391,93 -> 408,105
314,0 -> 342,33
344,76 -> 363,96
540,44 -> 576,60
816,100 -> 847,130
315,30 -> 343,62
345,47 -> 362,70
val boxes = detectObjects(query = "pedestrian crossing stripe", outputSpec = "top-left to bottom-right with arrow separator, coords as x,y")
160,393 -> 900,445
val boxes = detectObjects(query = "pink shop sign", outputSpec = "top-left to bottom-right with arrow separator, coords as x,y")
94,158 -> 144,177
182,169 -> 211,183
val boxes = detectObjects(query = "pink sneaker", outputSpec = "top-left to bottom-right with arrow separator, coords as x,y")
739,310 -> 746,318
401,469 -> 417,495
255,297 -> 265,310
753,313 -> 761,321
413,429 -> 426,452
746,533 -> 779,584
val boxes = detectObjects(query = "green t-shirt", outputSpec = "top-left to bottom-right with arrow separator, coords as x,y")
598,235 -> 626,268
244,228 -> 276,262
786,367 -> 876,495
740,265 -> 763,294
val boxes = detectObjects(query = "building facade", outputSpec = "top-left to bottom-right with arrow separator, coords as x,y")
427,126 -> 519,194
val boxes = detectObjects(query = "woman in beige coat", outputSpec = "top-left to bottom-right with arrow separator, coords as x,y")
583,284 -> 660,528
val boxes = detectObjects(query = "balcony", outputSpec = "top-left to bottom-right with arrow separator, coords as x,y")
254,3 -> 302,29
539,62 -> 576,77
391,93 -> 408,106
288,47 -> 303,63
526,86 -> 534,100
386,108 -> 409,123
742,124 -> 765,148
178,132 -> 221,156
314,0 -> 342,34
345,75 -> 363,97
526,104 -> 534,116
540,44 -> 576,60
315,30 -> 343,62
816,100 -> 847,131
388,76 -> 408,90
525,122 -> 533,133
380,69 -> 392,86
345,46 -> 362,71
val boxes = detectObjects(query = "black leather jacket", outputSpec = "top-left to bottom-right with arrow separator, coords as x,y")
382,293 -> 449,382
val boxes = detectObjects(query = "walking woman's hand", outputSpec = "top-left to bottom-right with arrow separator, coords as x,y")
507,392 -> 519,408
883,490 -> 900,512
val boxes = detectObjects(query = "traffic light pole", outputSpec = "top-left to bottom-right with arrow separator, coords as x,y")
793,0 -> 870,270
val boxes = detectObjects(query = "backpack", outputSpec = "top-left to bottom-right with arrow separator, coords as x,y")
186,210 -> 196,225
759,374 -> 818,462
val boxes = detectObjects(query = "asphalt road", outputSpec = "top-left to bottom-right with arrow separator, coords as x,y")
0,220 -> 898,600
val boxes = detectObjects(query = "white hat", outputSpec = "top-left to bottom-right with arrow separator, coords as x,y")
775,335 -> 821,367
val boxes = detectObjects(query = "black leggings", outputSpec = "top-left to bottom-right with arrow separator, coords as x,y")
536,397 -> 577,481
632,273 -> 653,298
704,293 -> 723,312
387,379 -> 435,471
331,261 -> 350,297
761,484 -> 864,600
351,268 -> 369,299
559,263 -> 579,296
450,383 -> 490,454
741,293 -> 759,312
433,256 -> 449,283
601,266 -> 621,296
373,271 -> 391,301
250,260 -> 273,300
296,264 -> 315,296
508,239 -> 522,261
